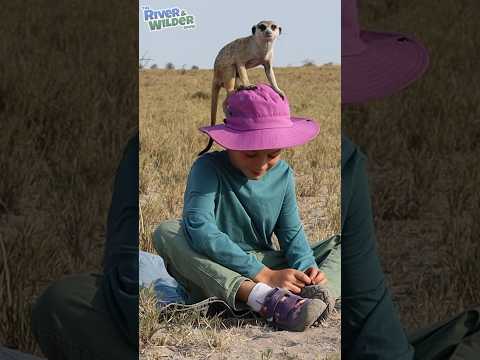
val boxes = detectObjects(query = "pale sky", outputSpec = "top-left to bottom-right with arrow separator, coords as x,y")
139,1 -> 340,69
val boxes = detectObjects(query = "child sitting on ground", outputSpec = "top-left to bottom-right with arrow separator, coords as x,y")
153,84 -> 340,331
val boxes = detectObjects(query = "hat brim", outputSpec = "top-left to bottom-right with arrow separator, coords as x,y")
199,117 -> 320,151
342,31 -> 429,104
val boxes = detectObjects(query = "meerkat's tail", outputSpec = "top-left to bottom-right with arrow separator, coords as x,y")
210,81 -> 221,127
197,81 -> 221,156
198,138 -> 214,157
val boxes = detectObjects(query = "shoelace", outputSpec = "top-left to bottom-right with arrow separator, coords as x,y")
158,297 -> 259,320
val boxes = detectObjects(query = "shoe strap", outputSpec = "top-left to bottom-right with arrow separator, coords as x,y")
260,287 -> 305,323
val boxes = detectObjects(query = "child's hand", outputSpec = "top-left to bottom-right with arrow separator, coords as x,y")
254,267 -> 311,294
304,267 -> 328,285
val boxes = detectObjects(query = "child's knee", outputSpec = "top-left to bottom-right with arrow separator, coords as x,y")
31,284 -> 62,356
32,278 -> 68,320
31,275 -> 86,339
152,219 -> 182,253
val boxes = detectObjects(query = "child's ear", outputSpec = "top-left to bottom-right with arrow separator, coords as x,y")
251,25 -> 256,35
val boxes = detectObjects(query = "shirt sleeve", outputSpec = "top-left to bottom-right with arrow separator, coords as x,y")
342,135 -> 414,359
101,133 -> 139,350
182,156 -> 265,279
274,167 -> 318,271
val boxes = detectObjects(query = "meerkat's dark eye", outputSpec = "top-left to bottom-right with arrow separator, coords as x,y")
258,24 -> 267,31
271,25 -> 277,30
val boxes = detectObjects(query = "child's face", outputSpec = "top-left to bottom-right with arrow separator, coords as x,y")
227,148 -> 282,180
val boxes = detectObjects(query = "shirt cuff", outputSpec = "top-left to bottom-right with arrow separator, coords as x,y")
246,261 -> 267,280
297,257 -> 318,272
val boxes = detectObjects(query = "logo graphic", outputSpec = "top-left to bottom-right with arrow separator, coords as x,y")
142,6 -> 196,31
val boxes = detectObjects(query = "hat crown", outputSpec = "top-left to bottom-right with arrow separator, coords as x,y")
342,0 -> 366,56
225,84 -> 293,131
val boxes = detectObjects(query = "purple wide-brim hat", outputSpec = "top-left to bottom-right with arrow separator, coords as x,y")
341,0 -> 429,104
199,83 -> 320,151
200,116 -> 320,151
342,31 -> 429,104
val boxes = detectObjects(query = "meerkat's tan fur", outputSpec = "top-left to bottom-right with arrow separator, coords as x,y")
198,20 -> 285,156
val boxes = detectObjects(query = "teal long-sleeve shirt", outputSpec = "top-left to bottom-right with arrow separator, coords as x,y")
342,135 -> 414,359
181,150 -> 318,279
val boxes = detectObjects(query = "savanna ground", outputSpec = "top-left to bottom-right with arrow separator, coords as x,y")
342,0 -> 480,334
140,66 -> 340,359
0,1 -> 137,358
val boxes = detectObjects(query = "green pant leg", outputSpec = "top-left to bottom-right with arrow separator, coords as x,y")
311,234 -> 341,299
152,219 -> 249,311
31,273 -> 135,360
407,305 -> 480,359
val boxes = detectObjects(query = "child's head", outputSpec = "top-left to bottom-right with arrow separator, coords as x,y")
227,148 -> 282,180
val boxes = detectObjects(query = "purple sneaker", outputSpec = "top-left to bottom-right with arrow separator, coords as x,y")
259,288 -> 327,332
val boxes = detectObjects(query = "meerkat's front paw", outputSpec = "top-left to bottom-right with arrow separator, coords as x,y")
275,88 -> 286,99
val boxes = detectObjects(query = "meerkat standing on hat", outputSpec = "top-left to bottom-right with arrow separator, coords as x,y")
198,20 -> 285,156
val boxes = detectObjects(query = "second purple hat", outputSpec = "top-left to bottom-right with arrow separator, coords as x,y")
342,0 -> 429,104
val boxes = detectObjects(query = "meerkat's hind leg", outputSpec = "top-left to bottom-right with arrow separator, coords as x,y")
237,84 -> 258,91
235,68 -> 257,91
234,71 -> 242,90
236,64 -> 257,90
236,81 -> 257,92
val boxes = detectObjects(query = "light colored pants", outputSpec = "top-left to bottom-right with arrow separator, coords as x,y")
153,219 -> 341,310
31,273 -> 136,360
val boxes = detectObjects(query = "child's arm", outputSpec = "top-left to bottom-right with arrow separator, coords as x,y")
102,134 -> 138,348
274,167 -> 318,271
342,136 -> 412,357
182,157 -> 265,279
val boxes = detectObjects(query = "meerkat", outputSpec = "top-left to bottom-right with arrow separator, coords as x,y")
198,20 -> 285,156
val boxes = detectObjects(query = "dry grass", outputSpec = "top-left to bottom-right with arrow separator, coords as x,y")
140,288 -> 341,360
0,1 -> 137,356
139,287 -> 251,359
139,66 -> 340,358
343,0 -> 480,332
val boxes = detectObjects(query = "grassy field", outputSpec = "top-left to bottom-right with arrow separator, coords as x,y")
0,1 -> 137,356
140,65 -> 340,358
343,0 -> 480,332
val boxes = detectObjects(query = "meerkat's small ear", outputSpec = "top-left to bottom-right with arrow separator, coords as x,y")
279,27 -> 282,35
251,25 -> 256,35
